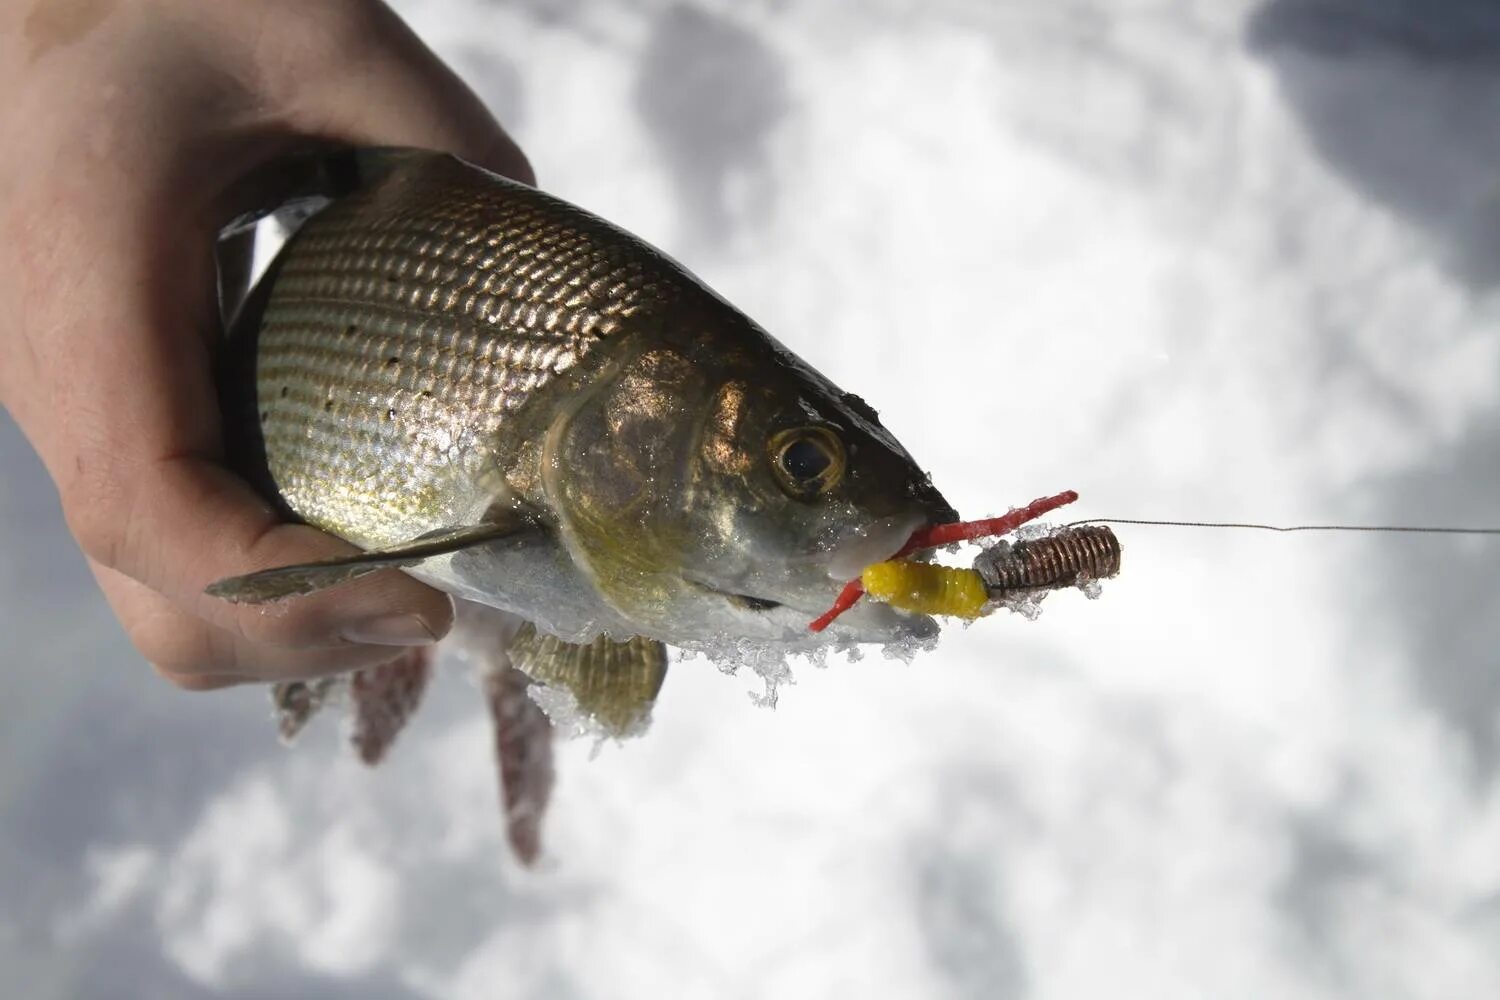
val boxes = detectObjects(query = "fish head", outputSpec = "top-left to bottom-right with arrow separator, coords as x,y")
545,325 -> 958,646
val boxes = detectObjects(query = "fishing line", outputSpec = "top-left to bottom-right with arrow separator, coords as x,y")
1065,518 -> 1500,536
809,494 -> 1500,631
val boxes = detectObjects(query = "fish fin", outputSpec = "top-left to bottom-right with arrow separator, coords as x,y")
218,147 -> 361,237
352,147 -> 531,190
486,660 -> 555,867
352,147 -> 439,183
218,147 -> 462,243
507,623 -> 669,739
271,676 -> 341,744
267,650 -> 431,762
205,521 -> 531,604
349,648 -> 433,766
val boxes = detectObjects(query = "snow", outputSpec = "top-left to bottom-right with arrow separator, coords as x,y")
5,1 -> 1500,998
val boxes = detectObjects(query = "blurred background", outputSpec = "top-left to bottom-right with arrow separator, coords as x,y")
5,0 -> 1500,996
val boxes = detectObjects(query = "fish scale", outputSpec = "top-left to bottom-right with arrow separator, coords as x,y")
245,154 -> 685,547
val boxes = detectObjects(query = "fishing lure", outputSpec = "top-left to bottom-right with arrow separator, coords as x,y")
861,561 -> 990,619
810,491 -> 1124,629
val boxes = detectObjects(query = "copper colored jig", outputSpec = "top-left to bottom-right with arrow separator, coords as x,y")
974,525 -> 1122,597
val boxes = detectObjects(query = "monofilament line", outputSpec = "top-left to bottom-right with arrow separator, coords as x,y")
1068,518 -> 1500,536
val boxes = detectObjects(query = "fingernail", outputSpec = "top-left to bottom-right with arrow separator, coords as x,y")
341,614 -> 440,647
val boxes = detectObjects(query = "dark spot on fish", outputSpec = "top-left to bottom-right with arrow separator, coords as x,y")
386,407 -> 397,420
343,324 -> 358,337
420,389 -> 433,399
259,410 -> 268,422
727,593 -> 781,612
324,399 -> 334,412
280,386 -> 289,398
386,356 -> 399,368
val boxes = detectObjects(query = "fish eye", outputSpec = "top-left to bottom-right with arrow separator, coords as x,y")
768,426 -> 846,499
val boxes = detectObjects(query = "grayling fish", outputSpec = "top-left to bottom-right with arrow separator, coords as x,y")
212,148 -> 957,861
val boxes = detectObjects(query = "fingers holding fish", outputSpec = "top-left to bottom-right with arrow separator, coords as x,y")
0,0 -> 536,694
92,562 -> 442,686
62,450 -> 456,660
215,0 -> 534,187
38,300 -> 458,672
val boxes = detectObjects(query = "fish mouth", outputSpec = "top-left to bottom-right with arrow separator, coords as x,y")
685,510 -> 946,637
691,512 -> 923,616
819,510 -> 931,581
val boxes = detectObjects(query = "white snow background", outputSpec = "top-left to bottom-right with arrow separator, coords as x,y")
4,1 -> 1500,997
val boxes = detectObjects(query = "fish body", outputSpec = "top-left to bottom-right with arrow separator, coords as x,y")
217,148 -> 960,863
223,149 -> 955,649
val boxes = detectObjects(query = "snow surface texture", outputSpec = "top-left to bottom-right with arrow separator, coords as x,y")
5,0 -> 1500,996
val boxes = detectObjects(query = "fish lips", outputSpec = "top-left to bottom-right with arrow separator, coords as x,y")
689,510 -> 943,643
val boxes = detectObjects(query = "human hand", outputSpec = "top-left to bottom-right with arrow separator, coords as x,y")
0,0 -> 532,689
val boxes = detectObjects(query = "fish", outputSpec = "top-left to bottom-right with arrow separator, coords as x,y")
212,148 -> 958,861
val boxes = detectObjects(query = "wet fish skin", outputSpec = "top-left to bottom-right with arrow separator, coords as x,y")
220,147 -> 956,646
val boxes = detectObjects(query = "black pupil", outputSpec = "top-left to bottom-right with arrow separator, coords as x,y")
782,438 -> 831,483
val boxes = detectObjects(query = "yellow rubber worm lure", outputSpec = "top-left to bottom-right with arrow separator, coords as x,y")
858,524 -> 1123,619
861,561 -> 990,619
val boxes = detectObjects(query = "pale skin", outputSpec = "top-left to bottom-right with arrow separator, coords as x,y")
0,0 -> 534,689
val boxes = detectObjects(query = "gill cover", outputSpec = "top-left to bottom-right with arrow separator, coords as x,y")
542,344 -> 712,631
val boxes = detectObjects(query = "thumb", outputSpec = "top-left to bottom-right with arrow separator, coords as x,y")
243,0 -> 533,184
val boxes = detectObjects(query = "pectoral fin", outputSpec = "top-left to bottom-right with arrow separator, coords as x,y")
487,663 -> 554,867
206,522 -> 529,604
267,648 -> 431,765
508,623 -> 669,739
271,677 -> 340,744
347,648 -> 434,765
